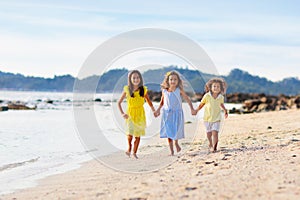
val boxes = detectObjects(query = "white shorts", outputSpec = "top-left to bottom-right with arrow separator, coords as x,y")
204,121 -> 220,133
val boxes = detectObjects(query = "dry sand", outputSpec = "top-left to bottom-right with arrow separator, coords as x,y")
1,109 -> 300,200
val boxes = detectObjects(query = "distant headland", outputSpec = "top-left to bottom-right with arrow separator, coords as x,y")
0,67 -> 299,95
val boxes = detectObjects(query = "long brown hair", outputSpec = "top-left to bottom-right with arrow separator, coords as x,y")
128,70 -> 145,97
161,71 -> 183,90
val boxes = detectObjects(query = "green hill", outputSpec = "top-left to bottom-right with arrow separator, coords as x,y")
0,67 -> 299,95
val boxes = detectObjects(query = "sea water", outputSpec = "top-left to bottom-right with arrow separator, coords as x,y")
0,91 -> 115,194
0,91 -> 240,194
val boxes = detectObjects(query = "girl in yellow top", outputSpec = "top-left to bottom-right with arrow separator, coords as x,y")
118,70 -> 155,159
195,78 -> 228,152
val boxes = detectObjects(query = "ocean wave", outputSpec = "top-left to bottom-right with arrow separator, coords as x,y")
0,157 -> 39,172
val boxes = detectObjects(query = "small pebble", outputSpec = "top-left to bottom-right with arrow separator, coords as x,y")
185,187 -> 197,191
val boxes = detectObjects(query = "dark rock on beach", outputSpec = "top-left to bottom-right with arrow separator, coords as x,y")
239,93 -> 300,113
7,102 -> 37,110
94,98 -> 102,102
147,91 -> 300,114
0,106 -> 8,111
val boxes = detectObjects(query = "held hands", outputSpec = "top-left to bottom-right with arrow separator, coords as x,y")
153,109 -> 160,118
122,113 -> 129,119
152,107 -> 200,117
191,108 -> 198,116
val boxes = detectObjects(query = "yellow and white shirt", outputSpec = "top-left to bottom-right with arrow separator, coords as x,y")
201,92 -> 224,122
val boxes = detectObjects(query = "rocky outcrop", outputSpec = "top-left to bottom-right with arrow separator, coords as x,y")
147,91 -> 300,114
7,102 -> 37,110
228,93 -> 300,114
232,94 -> 299,113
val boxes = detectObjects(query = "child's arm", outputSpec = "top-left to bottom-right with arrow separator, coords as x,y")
195,93 -> 207,114
144,93 -> 156,113
196,102 -> 205,113
220,103 -> 228,119
154,93 -> 164,117
117,92 -> 128,119
180,89 -> 196,115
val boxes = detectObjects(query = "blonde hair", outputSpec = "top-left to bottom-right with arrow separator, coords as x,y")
205,77 -> 227,94
161,71 -> 183,90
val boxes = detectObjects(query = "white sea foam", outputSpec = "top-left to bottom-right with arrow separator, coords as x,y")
0,91 -> 239,194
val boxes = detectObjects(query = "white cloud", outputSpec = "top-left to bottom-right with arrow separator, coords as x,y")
204,42 -> 300,81
0,33 -> 108,77
0,0 -> 300,81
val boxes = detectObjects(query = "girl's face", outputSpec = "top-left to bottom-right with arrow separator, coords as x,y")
131,73 -> 141,87
168,74 -> 178,88
211,82 -> 221,94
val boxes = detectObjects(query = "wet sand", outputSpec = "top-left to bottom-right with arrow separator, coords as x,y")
1,109 -> 300,199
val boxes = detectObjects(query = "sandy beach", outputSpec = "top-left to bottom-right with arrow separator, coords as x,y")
1,109 -> 300,200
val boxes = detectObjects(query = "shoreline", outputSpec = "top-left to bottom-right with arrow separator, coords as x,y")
1,90 -> 299,115
1,109 -> 300,199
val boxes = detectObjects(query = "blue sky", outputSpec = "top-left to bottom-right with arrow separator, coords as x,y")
0,0 -> 299,81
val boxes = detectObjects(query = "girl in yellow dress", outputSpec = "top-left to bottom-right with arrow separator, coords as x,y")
118,70 -> 156,159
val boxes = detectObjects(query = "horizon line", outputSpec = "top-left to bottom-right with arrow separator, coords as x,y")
0,66 -> 299,82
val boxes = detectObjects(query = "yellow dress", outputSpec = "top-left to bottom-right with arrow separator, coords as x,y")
124,85 -> 147,137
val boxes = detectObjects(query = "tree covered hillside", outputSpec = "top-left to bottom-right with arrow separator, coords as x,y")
0,67 -> 299,95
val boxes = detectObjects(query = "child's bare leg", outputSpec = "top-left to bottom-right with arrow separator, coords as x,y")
133,136 -> 140,159
212,130 -> 219,152
206,132 -> 213,150
168,138 -> 174,156
174,140 -> 181,153
126,134 -> 133,157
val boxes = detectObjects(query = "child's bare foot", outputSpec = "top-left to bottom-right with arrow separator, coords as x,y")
125,151 -> 131,157
169,150 -> 174,156
175,144 -> 181,153
213,147 -> 218,153
133,153 -> 138,159
213,142 -> 218,153
212,146 -> 218,153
